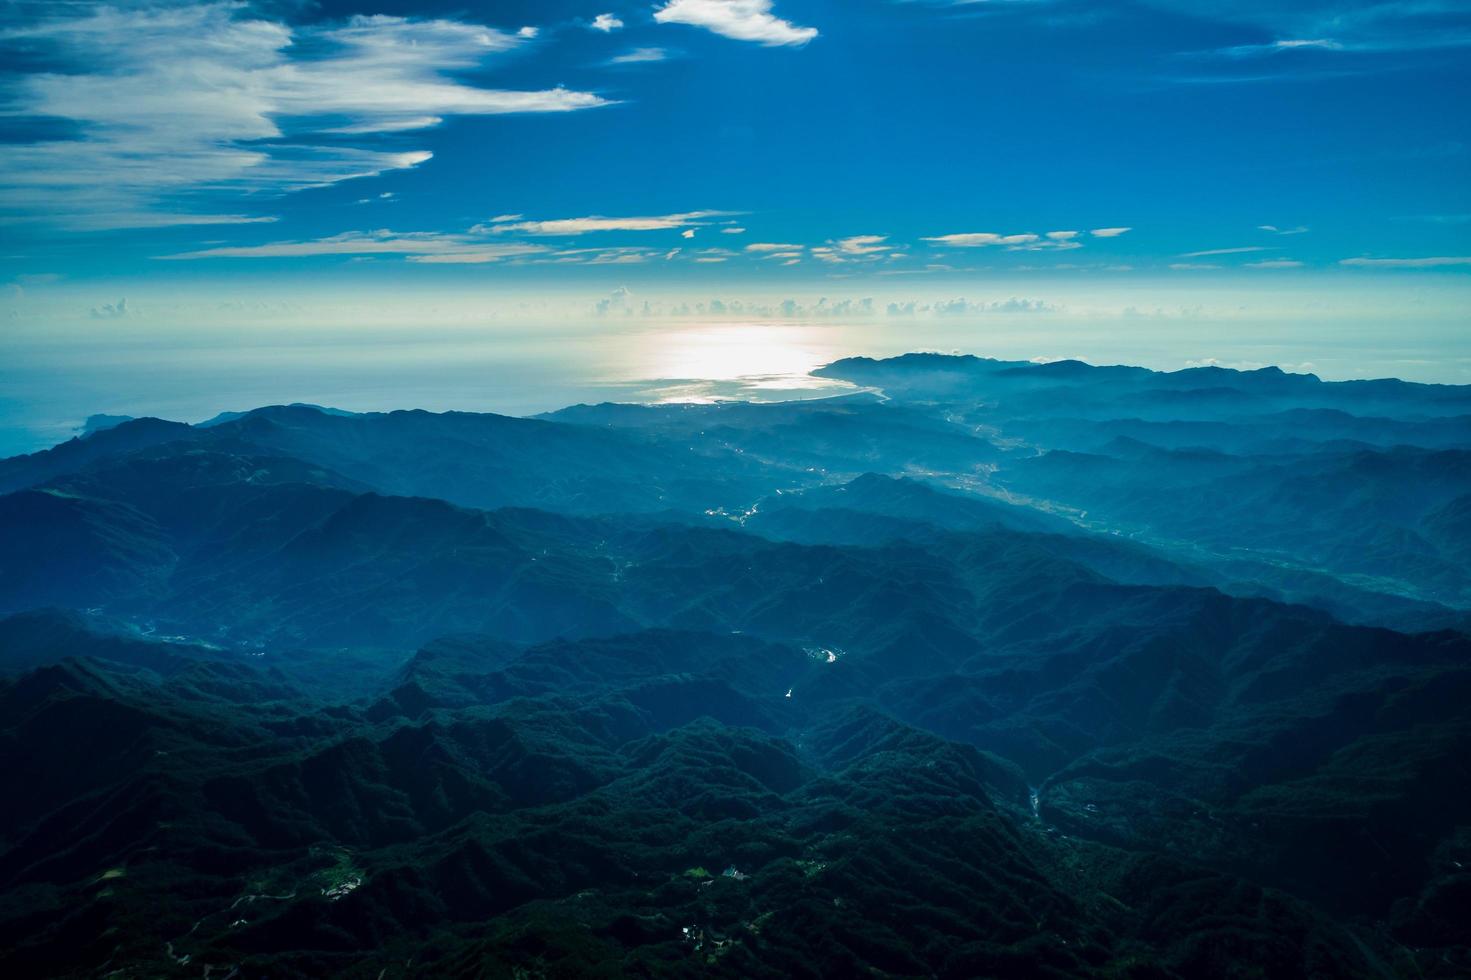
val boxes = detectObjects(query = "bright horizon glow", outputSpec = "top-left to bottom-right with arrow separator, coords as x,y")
4,271 -> 1469,457
1,0 -> 1468,454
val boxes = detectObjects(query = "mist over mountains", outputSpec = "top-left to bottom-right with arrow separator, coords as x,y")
1,353 -> 1468,978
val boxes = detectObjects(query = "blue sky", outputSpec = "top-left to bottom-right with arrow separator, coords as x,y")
2,0 -> 1470,306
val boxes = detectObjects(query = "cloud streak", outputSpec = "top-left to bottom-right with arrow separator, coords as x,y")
607,47 -> 671,64
159,230 -> 551,263
1340,256 -> 1471,268
479,211 -> 740,235
1179,246 -> 1271,257
922,227 -> 1128,250
1159,1 -> 1471,55
811,235 -> 903,263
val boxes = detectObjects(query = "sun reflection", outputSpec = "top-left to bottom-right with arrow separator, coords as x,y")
647,324 -> 829,383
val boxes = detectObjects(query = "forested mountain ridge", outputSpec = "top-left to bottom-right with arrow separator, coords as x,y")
1,354 -> 1467,977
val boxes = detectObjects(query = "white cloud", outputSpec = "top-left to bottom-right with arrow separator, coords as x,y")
591,14 -> 625,32
832,235 -> 892,254
1214,37 -> 1345,57
1340,256 -> 1471,268
517,26 -> 540,39
922,231 -> 1080,251
408,251 -> 534,265
608,47 -> 671,64
721,226 -> 746,234
1259,224 -> 1309,234
1244,259 -> 1304,268
536,246 -> 662,265
811,235 -> 899,263
682,229 -> 697,239
596,286 -> 634,315
1169,262 -> 1221,270
159,230 -> 550,263
1179,245 -> 1270,257
1090,227 -> 1132,237
745,242 -> 804,252
322,116 -> 444,134
1010,238 -> 1084,252
0,4 -> 608,229
1275,38 -> 1340,49
922,232 -> 1036,248
480,210 -> 738,235
654,0 -> 818,46
90,298 -> 130,319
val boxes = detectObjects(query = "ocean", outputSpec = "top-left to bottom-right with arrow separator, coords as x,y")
3,313 -> 1468,458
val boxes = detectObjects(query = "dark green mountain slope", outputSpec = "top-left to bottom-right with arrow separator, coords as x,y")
1,355 -> 1468,977
0,614 -> 1410,979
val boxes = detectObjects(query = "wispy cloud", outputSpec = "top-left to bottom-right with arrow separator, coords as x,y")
923,232 -> 1043,247
1259,224 -> 1309,235
538,246 -> 663,265
1165,1 -> 1471,84
1212,38 -> 1345,58
607,47 -> 672,64
1244,259 -> 1304,268
745,242 -> 804,252
654,0 -> 818,46
832,235 -> 894,255
1011,235 -> 1084,252
1179,245 -> 1271,257
84,213 -> 282,231
478,211 -> 739,235
591,13 -> 625,32
0,3 -> 608,230
923,228 -> 1115,250
811,235 -> 901,263
1340,256 -> 1471,268
1168,0 -> 1471,53
158,230 -> 551,263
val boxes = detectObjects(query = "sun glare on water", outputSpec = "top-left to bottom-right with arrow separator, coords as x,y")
630,323 -> 856,404
649,324 -> 830,382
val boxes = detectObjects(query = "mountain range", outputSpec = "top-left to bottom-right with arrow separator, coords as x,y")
0,353 -> 1467,978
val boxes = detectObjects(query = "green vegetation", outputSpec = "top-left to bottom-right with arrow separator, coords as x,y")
0,354 -> 1467,976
